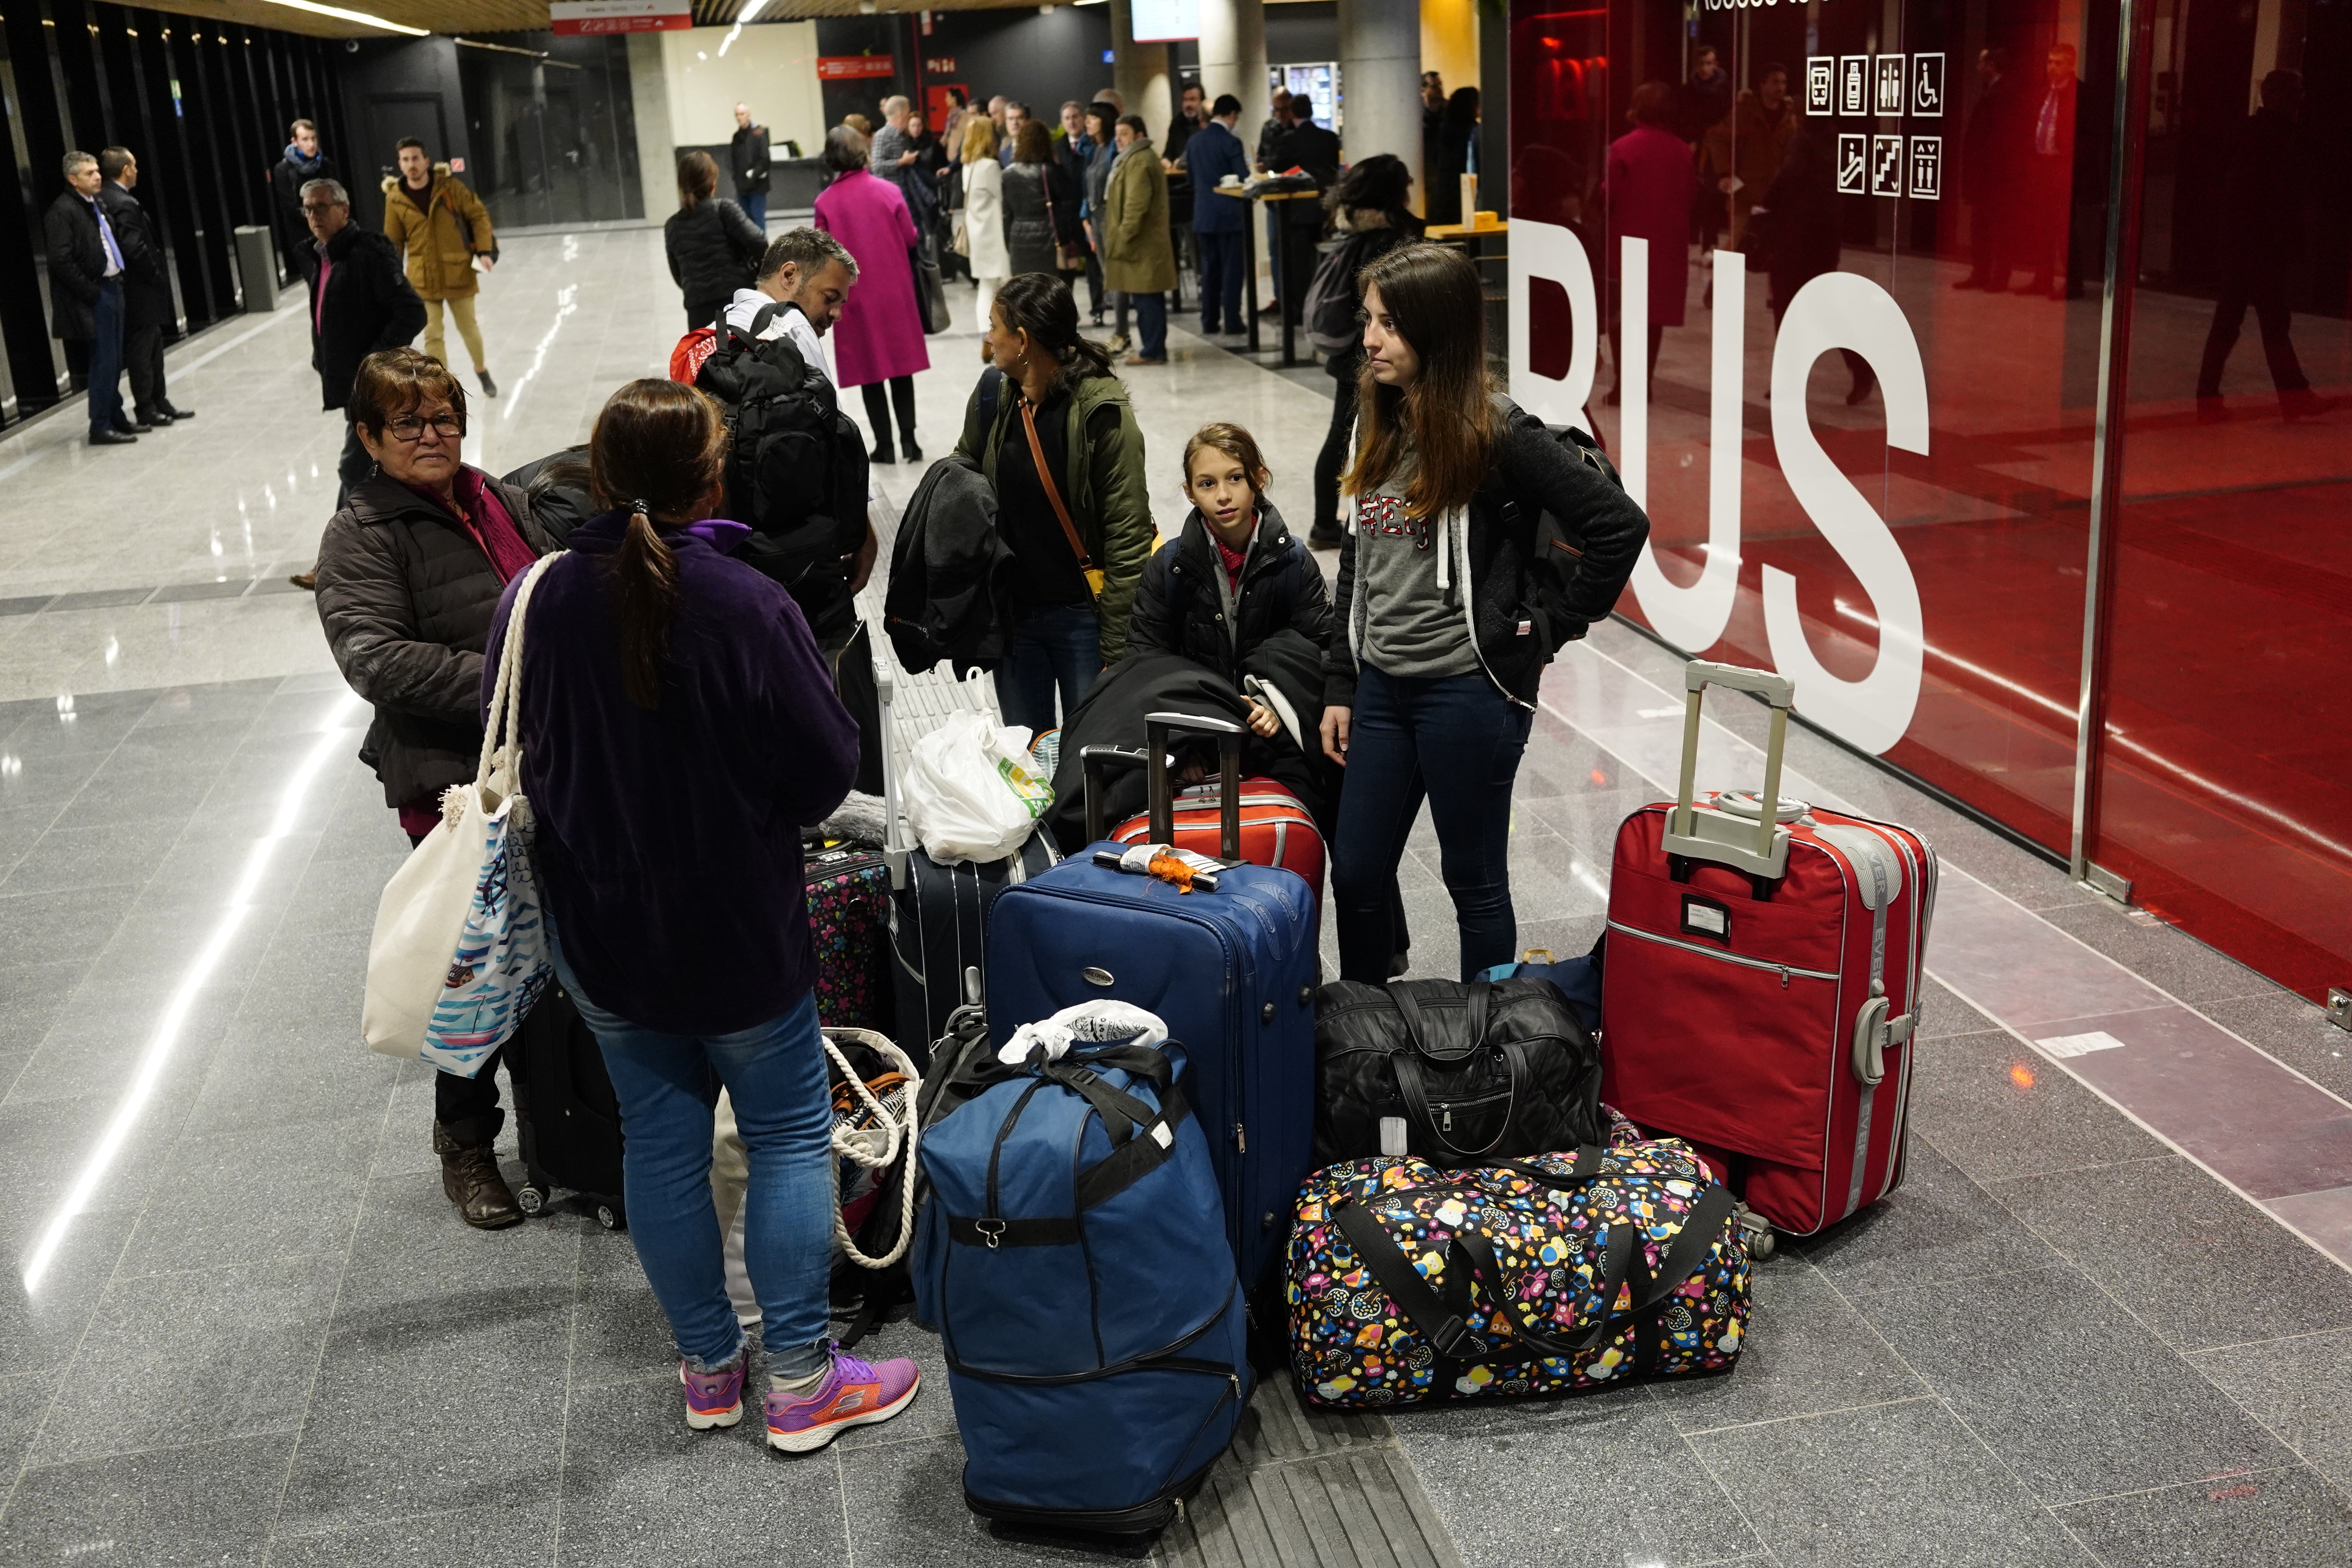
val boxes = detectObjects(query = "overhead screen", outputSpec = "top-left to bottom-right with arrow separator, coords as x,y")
1130,0 -> 1199,42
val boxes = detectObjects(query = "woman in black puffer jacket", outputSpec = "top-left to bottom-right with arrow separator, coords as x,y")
664,151 -> 767,329
1000,120 -> 1068,277
315,348 -> 557,1236
1309,156 -> 1423,549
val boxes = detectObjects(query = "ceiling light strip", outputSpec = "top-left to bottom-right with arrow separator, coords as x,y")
261,0 -> 428,36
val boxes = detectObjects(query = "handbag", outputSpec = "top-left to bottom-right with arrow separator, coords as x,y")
911,245 -> 951,334
951,208 -> 971,258
1288,1112 -> 1748,1408
1312,977 -> 1604,1165
1017,399 -> 1105,601
362,553 -> 564,1075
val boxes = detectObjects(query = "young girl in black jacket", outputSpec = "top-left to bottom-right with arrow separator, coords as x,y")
1320,244 -> 1650,982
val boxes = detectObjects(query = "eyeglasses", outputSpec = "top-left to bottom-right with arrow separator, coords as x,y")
382,414 -> 464,443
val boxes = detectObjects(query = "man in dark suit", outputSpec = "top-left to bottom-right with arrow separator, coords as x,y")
1952,49 -> 2020,290
285,176 -> 428,590
2016,44 -> 2079,298
44,151 -> 138,447
272,118 -> 337,284
99,147 -> 192,428
1269,94 -> 1341,326
1188,94 -> 1252,336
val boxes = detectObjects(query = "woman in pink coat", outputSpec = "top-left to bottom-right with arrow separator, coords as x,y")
815,126 -> 932,463
1602,81 -> 1693,404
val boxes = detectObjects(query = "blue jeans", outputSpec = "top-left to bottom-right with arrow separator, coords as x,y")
1331,664 -> 1533,983
1197,230 -> 1244,334
1132,290 -> 1167,359
740,191 -> 767,231
993,601 -> 1100,736
550,938 -> 835,1378
87,279 -> 127,436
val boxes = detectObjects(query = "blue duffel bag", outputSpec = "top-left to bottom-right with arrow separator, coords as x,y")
1479,940 -> 1605,1034
913,1009 -> 1250,1536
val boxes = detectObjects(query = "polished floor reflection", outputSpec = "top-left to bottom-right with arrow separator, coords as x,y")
1,229 -> 2349,1566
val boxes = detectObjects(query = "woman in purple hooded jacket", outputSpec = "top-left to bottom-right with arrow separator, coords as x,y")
483,378 -> 920,1454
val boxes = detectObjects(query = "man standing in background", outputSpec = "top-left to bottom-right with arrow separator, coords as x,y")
44,152 -> 136,447
1000,101 -> 1029,166
99,147 -> 192,428
1187,93 -> 1250,337
731,103 -> 772,231
1163,80 -> 1207,310
273,119 -> 336,283
1271,93 -> 1339,322
1253,87 -> 1293,317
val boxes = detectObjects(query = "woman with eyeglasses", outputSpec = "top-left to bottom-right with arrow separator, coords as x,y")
316,345 -> 558,1234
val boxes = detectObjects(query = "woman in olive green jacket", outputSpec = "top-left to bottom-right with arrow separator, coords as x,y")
381,140 -> 497,395
1100,114 -> 1176,365
955,271 -> 1154,734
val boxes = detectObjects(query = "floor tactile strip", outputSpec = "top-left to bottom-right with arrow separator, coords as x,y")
1163,1381 -> 1467,1568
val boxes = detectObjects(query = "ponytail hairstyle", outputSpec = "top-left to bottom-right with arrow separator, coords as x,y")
1343,243 -> 1493,518
587,379 -> 729,709
991,271 -> 1115,393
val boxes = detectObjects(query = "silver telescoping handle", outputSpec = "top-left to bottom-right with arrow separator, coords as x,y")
876,659 -> 908,888
1666,661 -> 1797,878
1143,711 -> 1245,862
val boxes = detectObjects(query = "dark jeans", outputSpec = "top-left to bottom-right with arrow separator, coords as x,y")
1198,229 -> 1244,333
1331,664 -> 1532,983
740,191 -> 768,230
86,279 -> 127,436
993,601 -> 1100,735
1314,351 -> 1360,535
685,296 -> 730,330
859,375 -> 918,450
124,320 -> 167,417
1132,290 -> 1166,359
2197,257 -> 2310,399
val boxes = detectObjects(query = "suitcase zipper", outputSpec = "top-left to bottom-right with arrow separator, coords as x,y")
1604,920 -> 1838,986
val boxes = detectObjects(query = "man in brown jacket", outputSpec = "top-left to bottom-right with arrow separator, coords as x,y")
382,138 -> 498,396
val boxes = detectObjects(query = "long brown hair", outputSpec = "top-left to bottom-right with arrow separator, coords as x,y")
588,379 -> 728,709
676,150 -> 718,210
1343,244 -> 1493,518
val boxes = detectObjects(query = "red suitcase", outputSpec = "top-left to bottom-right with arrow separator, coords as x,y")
1599,662 -> 1937,1250
1081,712 -> 1328,912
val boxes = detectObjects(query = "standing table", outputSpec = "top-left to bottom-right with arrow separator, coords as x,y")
1239,186 -> 1323,367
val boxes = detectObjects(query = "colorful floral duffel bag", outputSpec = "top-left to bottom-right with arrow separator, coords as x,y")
1288,1112 -> 1750,1408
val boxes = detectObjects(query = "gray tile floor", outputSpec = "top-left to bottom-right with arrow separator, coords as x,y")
4,232 -> 2351,1566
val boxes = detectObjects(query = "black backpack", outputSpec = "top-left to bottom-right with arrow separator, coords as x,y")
1493,394 -> 1628,653
695,304 -> 870,641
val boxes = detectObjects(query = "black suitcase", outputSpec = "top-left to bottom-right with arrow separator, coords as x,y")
510,983 -> 628,1230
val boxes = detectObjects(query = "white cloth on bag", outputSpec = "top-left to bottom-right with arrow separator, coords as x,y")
998,1000 -> 1170,1066
902,707 -> 1052,863
362,553 -> 564,1074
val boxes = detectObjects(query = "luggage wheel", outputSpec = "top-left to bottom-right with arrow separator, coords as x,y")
594,1200 -> 627,1232
1734,1203 -> 1775,1259
514,1183 -> 548,1217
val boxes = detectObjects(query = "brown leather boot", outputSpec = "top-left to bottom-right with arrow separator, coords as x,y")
434,1120 -> 524,1229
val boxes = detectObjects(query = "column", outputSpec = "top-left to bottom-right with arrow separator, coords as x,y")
1196,0 -> 1267,129
1110,0 -> 1173,135
1339,0 -> 1423,191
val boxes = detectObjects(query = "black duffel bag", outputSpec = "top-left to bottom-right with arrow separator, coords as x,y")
1314,978 -> 1604,1164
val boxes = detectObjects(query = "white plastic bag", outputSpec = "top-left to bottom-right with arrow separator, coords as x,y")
903,708 -> 1053,863
361,554 -> 561,1076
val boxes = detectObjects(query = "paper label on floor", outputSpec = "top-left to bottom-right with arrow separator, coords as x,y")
2034,1030 -> 2128,1059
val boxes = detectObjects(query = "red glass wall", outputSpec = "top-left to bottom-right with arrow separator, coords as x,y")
2088,0 -> 2352,997
1508,0 -> 2352,1000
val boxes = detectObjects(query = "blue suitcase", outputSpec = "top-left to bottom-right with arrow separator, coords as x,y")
985,713 -> 1318,1292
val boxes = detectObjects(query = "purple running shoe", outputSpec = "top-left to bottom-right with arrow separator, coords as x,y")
681,1358 -> 745,1430
764,1346 -> 920,1453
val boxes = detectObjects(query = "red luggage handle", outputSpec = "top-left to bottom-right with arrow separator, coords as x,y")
1665,661 -> 1798,880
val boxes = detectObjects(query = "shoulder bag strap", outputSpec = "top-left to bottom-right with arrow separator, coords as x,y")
475,551 -> 565,791
1018,397 -> 1103,599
